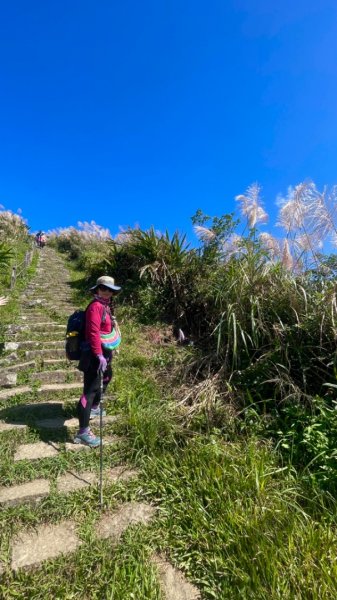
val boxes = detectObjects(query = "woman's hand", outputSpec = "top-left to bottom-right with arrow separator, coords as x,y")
96,354 -> 107,372
0,296 -> 8,307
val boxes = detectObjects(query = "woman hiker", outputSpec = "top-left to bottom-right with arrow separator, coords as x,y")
74,275 -> 121,447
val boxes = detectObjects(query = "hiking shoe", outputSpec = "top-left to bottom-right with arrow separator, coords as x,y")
74,430 -> 101,448
90,406 -> 107,420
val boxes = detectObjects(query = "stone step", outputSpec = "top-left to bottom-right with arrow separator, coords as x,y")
0,479 -> 50,507
23,297 -> 72,303
95,501 -> 156,540
0,372 -> 17,388
22,340 -> 64,349
5,340 -> 64,351
153,555 -> 201,600
35,414 -> 118,428
7,323 -> 64,333
30,369 -> 82,384
0,382 -> 82,403
56,465 -> 138,493
22,300 -> 44,308
0,422 -> 27,432
13,436 -> 122,461
13,332 -> 64,342
26,349 -> 65,360
1,359 -> 68,373
25,287 -> 70,292
19,325 -> 64,333
14,441 -> 60,460
43,358 -> 67,366
25,284 -> 73,298
19,315 -> 57,322
0,401 -> 64,427
44,299 -> 76,305
19,318 -> 52,325
0,402 -> 118,432
11,520 -> 79,571
0,466 -> 137,507
4,360 -> 36,372
10,501 -> 155,571
25,292 -> 70,298
0,352 -> 18,367
31,293 -> 71,297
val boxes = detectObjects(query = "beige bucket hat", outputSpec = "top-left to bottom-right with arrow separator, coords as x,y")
90,275 -> 121,292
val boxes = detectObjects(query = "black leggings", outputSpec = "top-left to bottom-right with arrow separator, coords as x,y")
77,353 -> 112,429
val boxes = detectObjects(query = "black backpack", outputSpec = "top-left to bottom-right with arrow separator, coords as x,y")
65,303 -> 107,360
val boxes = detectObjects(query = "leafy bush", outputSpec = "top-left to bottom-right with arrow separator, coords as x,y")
0,210 -> 28,243
0,242 -> 13,272
105,227 -> 194,322
48,221 -> 110,267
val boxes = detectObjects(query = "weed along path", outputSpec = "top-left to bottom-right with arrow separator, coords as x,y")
0,247 -> 200,599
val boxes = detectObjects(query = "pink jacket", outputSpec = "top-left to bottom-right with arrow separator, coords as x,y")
85,298 -> 113,355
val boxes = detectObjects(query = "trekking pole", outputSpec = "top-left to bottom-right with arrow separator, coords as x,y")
99,370 -> 104,509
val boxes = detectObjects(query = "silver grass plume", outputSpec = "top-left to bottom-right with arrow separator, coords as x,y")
193,225 -> 217,243
235,183 -> 268,228
281,238 -> 293,270
259,232 -> 281,259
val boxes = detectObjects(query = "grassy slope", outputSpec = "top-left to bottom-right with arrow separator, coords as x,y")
1,255 -> 337,598
112,318 -> 337,599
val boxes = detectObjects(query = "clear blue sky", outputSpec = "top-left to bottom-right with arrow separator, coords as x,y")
0,0 -> 336,240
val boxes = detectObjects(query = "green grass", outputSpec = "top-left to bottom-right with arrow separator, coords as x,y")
0,250 -> 39,345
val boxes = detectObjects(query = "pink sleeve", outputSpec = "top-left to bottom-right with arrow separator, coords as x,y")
85,302 -> 103,355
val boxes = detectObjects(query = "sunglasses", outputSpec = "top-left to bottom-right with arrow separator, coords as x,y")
98,284 -> 113,292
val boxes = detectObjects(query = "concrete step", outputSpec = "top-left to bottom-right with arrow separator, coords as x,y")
35,414 -> 119,429
0,372 -> 17,388
14,332 -> 64,343
153,555 -> 201,600
11,520 -> 79,570
13,333 -> 64,343
7,361 -> 72,375
10,501 -> 155,571
19,315 -> 57,321
25,289 -> 70,295
5,340 -> 64,351
0,401 -> 118,432
7,323 -> 64,334
4,360 -> 36,372
30,369 -> 82,384
0,401 -> 64,427
0,422 -> 27,432
13,436 -> 122,461
0,479 -> 50,507
26,349 -> 65,360
24,298 -> 71,305
42,358 -> 67,366
0,382 -> 82,403
0,466 -> 137,507
0,353 -> 18,367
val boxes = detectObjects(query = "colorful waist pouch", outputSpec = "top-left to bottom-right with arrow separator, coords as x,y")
100,324 -> 121,351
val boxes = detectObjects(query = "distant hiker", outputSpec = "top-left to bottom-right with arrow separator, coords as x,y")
74,275 -> 122,447
35,231 -> 46,248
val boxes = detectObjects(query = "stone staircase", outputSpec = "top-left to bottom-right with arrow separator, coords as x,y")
0,247 -> 200,599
